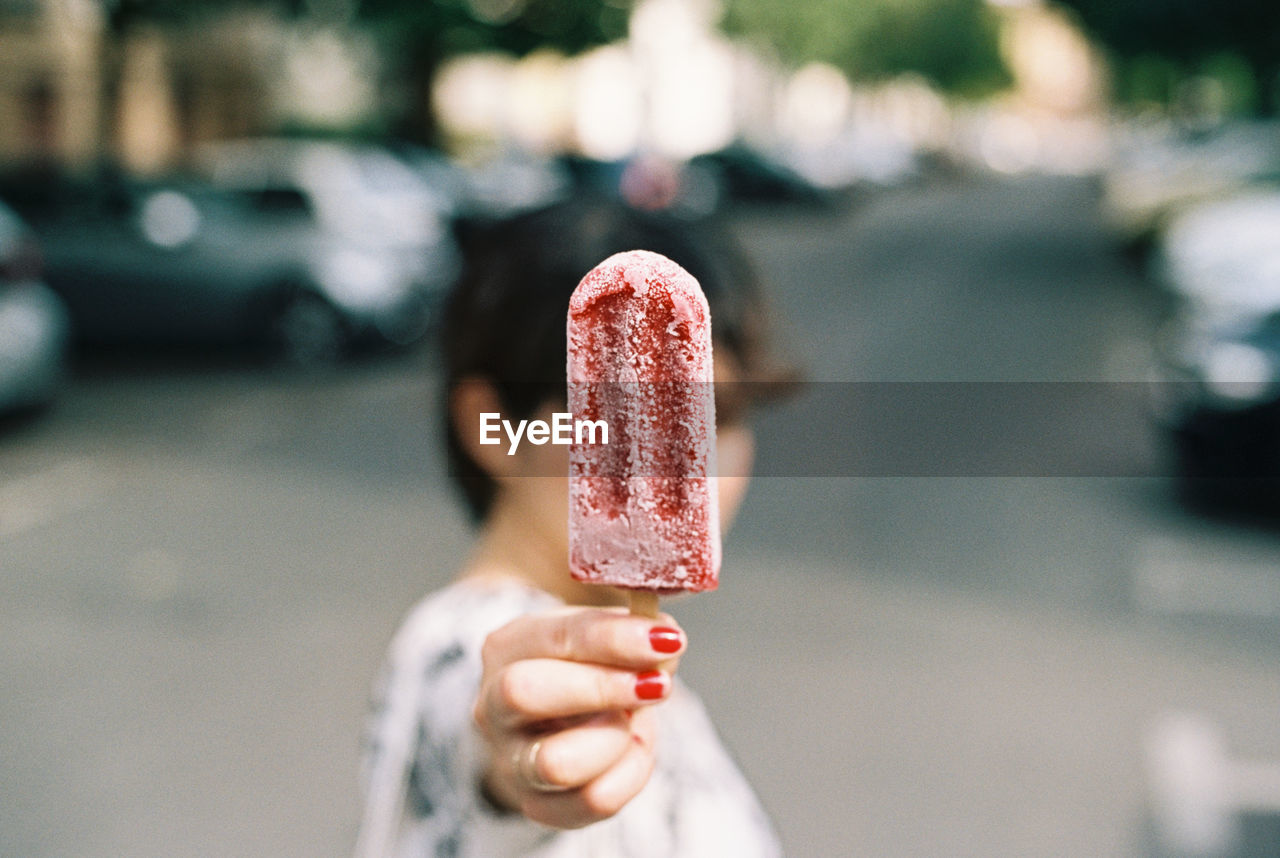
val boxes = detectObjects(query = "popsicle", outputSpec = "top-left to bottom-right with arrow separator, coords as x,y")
567,250 -> 720,617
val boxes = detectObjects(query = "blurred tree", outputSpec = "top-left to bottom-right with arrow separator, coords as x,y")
102,0 -> 208,31
101,0 -> 632,142
1056,0 -> 1280,115
353,0 -> 631,142
722,0 -> 1009,98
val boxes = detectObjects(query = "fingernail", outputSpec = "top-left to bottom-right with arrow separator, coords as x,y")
649,626 -> 683,654
635,670 -> 668,701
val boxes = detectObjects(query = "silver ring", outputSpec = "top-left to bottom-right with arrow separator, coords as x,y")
516,738 -> 569,793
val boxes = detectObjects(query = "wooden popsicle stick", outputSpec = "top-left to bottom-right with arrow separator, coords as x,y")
629,590 -> 660,619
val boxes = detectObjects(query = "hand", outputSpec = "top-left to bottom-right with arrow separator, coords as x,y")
473,607 -> 686,829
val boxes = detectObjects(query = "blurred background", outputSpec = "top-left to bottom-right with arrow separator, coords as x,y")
3,0 -> 1280,856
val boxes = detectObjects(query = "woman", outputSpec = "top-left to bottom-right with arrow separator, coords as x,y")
357,197 -> 795,857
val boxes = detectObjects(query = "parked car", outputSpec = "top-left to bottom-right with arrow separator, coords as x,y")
0,197 -> 69,415
1103,119 -> 1280,262
195,137 -> 459,286
0,164 -> 440,363
1151,188 -> 1280,506
463,148 -> 573,217
686,143 -> 832,208
394,142 -> 572,222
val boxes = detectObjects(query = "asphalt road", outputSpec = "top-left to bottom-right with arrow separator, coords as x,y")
3,173 -> 1280,858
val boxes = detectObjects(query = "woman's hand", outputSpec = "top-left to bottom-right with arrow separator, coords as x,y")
473,607 -> 685,829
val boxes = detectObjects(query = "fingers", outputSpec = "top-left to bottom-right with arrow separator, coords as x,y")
520,711 -> 632,792
474,608 -> 682,828
481,658 -> 671,729
481,608 -> 685,674
518,708 -> 659,829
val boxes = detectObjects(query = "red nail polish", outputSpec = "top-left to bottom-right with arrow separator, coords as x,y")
649,627 -> 683,654
635,670 -> 667,700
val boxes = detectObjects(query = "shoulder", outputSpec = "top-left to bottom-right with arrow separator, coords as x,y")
359,579 -> 562,858
360,579 -> 560,805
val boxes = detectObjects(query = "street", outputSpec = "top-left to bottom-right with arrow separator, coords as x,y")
3,174 -> 1280,857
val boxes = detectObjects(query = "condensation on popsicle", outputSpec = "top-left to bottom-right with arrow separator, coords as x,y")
567,250 -> 720,594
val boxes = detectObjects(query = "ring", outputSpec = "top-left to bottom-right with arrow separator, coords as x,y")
516,738 -> 569,793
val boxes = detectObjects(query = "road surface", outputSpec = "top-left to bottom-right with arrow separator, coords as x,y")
3,173 -> 1279,857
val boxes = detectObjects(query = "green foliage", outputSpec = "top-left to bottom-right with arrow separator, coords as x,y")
1200,52 -> 1259,115
101,0 -> 631,140
852,0 -> 1010,96
722,0 -> 1009,97
1056,0 -> 1280,66
1116,54 -> 1180,108
105,0 -> 627,61
1057,0 -> 1280,114
354,0 -> 624,60
102,0 -> 240,31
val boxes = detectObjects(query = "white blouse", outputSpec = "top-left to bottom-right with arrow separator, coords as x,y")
356,578 -> 782,858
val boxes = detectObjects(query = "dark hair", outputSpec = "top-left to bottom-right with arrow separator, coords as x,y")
442,196 -> 796,522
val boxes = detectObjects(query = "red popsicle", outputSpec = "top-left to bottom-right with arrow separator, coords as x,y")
567,250 -> 720,616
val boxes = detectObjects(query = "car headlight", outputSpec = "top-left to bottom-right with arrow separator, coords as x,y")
315,249 -> 407,309
1201,341 -> 1275,406
140,191 -> 201,248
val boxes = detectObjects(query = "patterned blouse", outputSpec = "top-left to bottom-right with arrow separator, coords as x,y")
355,578 -> 782,858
